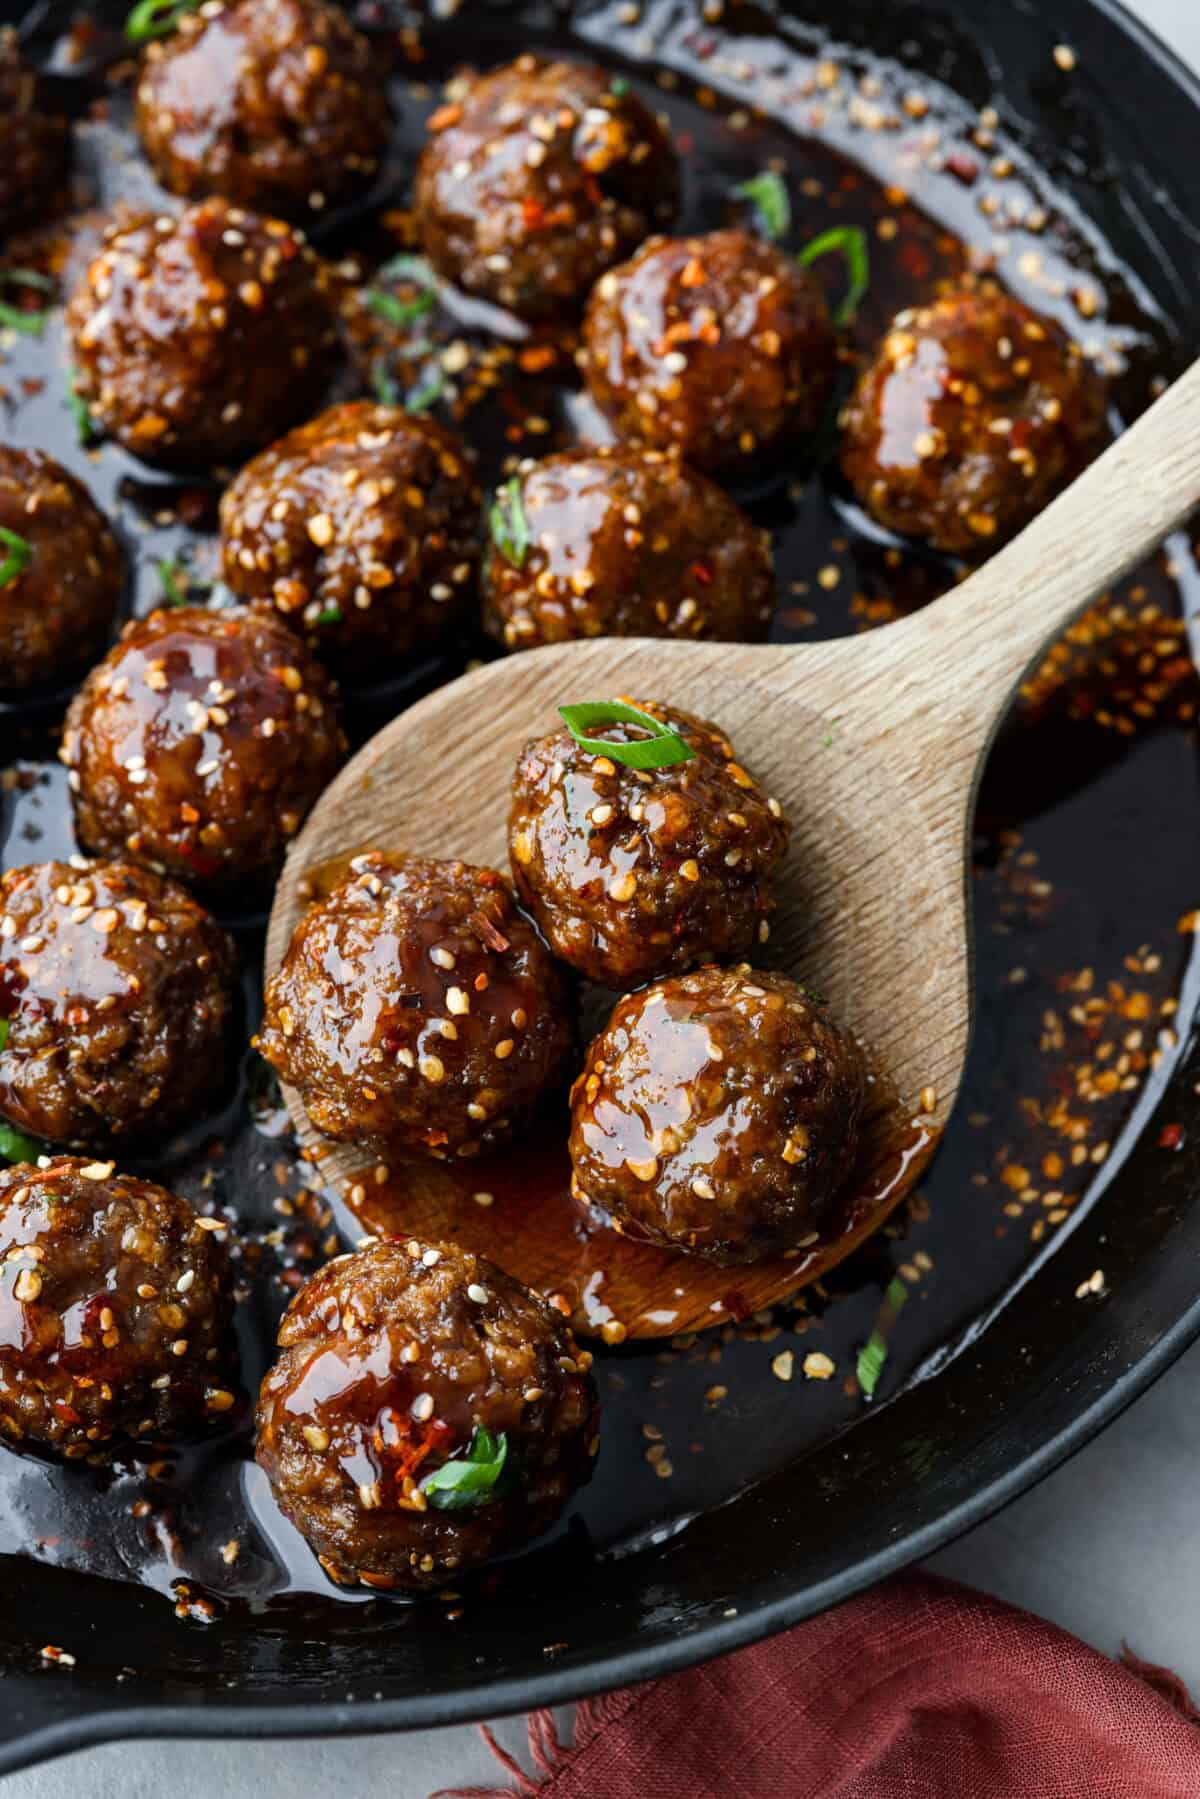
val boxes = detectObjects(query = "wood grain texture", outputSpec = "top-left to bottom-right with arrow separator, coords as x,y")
265,359 -> 1200,1335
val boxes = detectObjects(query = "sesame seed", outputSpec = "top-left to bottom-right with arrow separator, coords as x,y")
79,1161 -> 115,1181
494,1039 -> 515,1059
430,946 -> 456,969
473,1191 -> 494,1207
446,986 -> 470,1015
14,1268 -> 41,1302
422,1248 -> 441,1266
608,871 -> 637,902
419,1054 -> 446,1083
466,1283 -> 488,1303
411,1392 -> 435,1421
626,1156 -> 659,1182
176,1270 -> 195,1294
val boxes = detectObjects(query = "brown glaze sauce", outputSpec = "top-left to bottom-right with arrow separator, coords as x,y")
0,3 -> 1195,1622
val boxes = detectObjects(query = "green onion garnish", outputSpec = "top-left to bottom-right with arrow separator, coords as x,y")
797,225 -> 870,327
420,1426 -> 509,1510
371,364 -> 400,406
0,270 -> 54,294
315,605 -> 342,624
0,1122 -> 42,1165
0,270 -> 53,336
365,288 -> 436,328
489,475 -> 530,569
158,560 -> 189,607
0,528 -> 32,588
125,0 -> 199,41
558,700 -> 696,770
406,365 -> 445,415
66,369 -> 97,446
856,1275 -> 909,1399
610,75 -> 630,98
0,1021 -> 9,1053
734,170 -> 791,242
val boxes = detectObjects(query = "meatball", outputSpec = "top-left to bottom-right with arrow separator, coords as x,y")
0,860 -> 236,1148
839,287 -> 1107,555
135,0 -> 391,221
0,1157 -> 234,1459
483,446 -> 775,650
220,401 -> 481,671
259,851 -> 573,1159
414,55 -> 678,321
582,228 -> 836,472
66,198 -> 338,469
256,1237 -> 597,1591
569,966 -> 866,1264
0,29 -> 68,242
0,448 -> 122,691
62,605 -> 345,893
510,703 -> 790,987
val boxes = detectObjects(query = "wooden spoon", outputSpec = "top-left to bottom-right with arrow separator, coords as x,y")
267,361 -> 1200,1339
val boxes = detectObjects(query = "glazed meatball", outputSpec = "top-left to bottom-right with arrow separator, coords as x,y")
483,446 -> 775,650
135,0 -> 391,221
0,448 -> 122,691
62,605 -> 345,893
839,287 -> 1107,555
415,55 -> 678,321
570,966 -> 865,1264
0,860 -> 236,1148
256,1237 -> 597,1591
66,198 -> 338,469
0,29 -> 68,242
259,851 -> 573,1159
0,1157 -> 234,1459
220,402 -> 481,670
510,703 -> 790,987
582,228 -> 836,471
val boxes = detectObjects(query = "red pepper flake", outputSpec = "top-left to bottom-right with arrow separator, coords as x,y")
688,560 -> 714,586
723,1288 -> 750,1323
469,909 -> 511,953
1159,1122 -> 1185,1151
518,344 -> 558,374
522,196 -> 547,232
427,103 -> 462,132
944,150 -> 980,185
680,257 -> 706,289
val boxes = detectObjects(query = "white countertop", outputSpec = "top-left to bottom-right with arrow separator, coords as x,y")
10,1 -> 1200,1790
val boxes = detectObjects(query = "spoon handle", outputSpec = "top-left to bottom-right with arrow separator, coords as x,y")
898,355 -> 1200,728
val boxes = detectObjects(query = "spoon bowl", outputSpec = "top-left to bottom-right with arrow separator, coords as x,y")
267,360 -> 1200,1336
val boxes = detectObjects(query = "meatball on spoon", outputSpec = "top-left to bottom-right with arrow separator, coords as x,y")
268,361 -> 1200,1337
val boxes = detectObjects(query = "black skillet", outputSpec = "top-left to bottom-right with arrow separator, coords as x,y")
1,0 -> 1200,1772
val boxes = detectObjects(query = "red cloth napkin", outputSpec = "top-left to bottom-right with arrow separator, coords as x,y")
434,1572 -> 1200,1798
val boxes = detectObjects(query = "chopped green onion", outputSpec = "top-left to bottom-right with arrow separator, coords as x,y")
0,270 -> 53,336
406,365 -> 445,415
733,170 -> 791,242
371,363 -> 400,406
856,1275 -> 909,1399
558,700 -> 696,770
0,528 -> 32,588
0,1121 -> 42,1165
797,225 -> 870,327
158,560 -> 189,607
125,0 -> 199,41
315,605 -> 342,624
0,270 -> 54,294
0,303 -> 46,337
66,370 -> 97,446
420,1426 -> 509,1510
610,75 -> 630,98
365,287 -> 436,328
0,1021 -> 9,1053
489,475 -> 530,569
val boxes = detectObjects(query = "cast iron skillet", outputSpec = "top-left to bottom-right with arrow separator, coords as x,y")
2,0 -> 1200,1772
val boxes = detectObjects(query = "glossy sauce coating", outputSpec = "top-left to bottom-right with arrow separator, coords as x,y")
510,704 -> 790,988
570,966 -> 866,1265
0,1157 -> 234,1459
259,852 -> 574,1159
135,0 -> 392,221
0,28 -> 68,242
0,860 -> 236,1148
483,445 -> 775,650
255,1237 -> 598,1591
61,604 -> 346,892
220,401 -> 481,671
414,54 -> 679,321
839,285 -> 1107,554
66,197 -> 339,469
582,228 -> 836,471
0,448 -> 123,691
